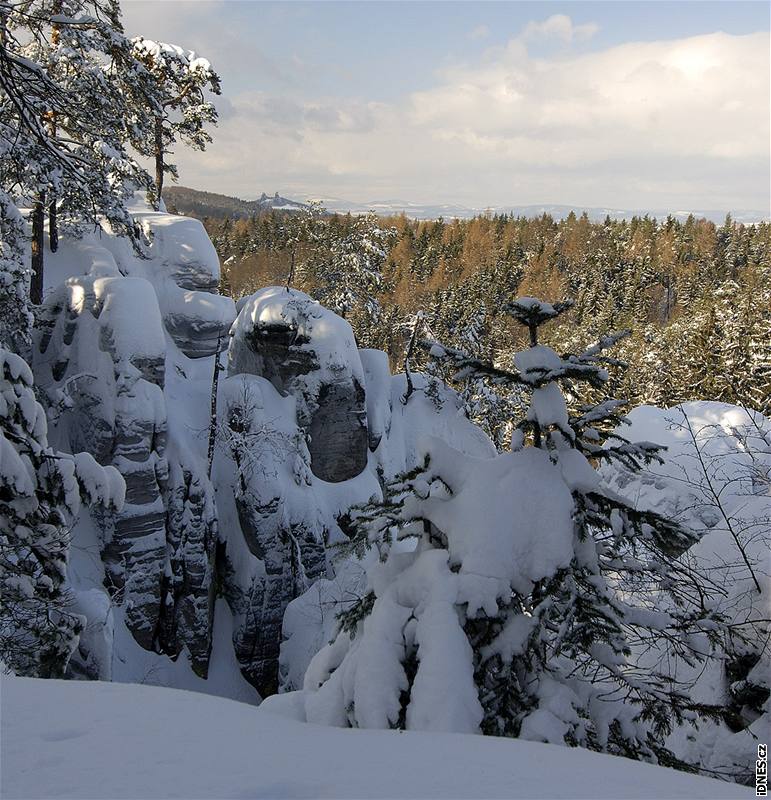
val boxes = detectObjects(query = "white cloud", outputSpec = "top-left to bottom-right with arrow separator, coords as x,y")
409,32 -> 768,164
121,0 -> 225,47
164,22 -> 769,211
521,14 -> 599,43
469,24 -> 490,41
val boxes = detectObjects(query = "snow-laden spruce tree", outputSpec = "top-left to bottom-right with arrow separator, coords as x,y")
302,297 -> 726,770
0,0 -> 160,300
428,302 -> 525,450
0,191 -> 33,357
130,37 -> 221,202
0,347 -> 124,677
313,212 -> 396,347
0,189 -> 125,678
600,402 -> 770,784
282,200 -> 325,290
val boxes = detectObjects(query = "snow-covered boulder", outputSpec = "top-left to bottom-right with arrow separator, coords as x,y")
228,288 -> 369,482
42,202 -> 236,361
139,213 -> 221,293
102,211 -> 235,359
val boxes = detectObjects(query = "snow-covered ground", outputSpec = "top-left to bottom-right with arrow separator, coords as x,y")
0,677 -> 751,799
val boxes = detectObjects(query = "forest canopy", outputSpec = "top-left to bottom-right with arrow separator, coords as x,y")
198,207 -> 771,428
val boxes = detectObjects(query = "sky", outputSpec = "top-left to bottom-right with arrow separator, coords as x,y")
121,1 -> 770,212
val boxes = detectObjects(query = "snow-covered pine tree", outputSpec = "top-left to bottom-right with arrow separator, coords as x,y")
0,347 -> 124,677
0,148 -> 125,675
431,302 -> 525,450
303,297 -> 726,773
313,212 -> 396,347
283,200 -> 324,291
0,0 -> 159,299
0,190 -> 33,357
130,37 -> 220,202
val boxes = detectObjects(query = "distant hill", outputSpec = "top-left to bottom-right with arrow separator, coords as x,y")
163,187 -> 307,220
163,186 -> 767,225
321,199 -> 768,225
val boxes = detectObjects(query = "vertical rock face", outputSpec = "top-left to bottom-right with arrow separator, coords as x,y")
227,499 -> 326,695
159,461 -> 218,677
359,349 -> 392,453
213,370 -> 338,697
36,278 -> 169,653
34,204 -> 239,692
307,380 -> 368,482
102,382 -> 168,651
163,309 -> 232,360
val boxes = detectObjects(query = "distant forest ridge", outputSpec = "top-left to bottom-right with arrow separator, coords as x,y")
164,186 -> 307,219
164,185 -> 769,224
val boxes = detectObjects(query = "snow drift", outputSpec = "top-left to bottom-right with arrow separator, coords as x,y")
0,676 -> 751,800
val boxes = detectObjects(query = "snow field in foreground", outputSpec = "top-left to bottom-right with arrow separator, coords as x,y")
1,677 -> 751,799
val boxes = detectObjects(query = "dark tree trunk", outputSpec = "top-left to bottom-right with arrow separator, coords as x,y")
529,322 -> 542,449
154,116 -> 164,203
30,193 -> 45,305
47,117 -> 58,253
48,194 -> 58,253
48,1 -> 61,252
285,249 -> 296,291
401,313 -> 423,404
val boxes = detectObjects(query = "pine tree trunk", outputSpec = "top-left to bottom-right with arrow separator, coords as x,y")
402,314 -> 422,404
48,193 -> 58,253
154,116 -> 164,203
529,321 -> 542,448
285,248 -> 296,291
48,0 -> 61,253
30,193 -> 45,305
47,116 -> 58,253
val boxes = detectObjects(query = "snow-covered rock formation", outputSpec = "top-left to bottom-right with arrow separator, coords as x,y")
216,287 -> 494,695
32,198 -> 494,700
35,199 -> 235,684
37,277 -> 169,654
